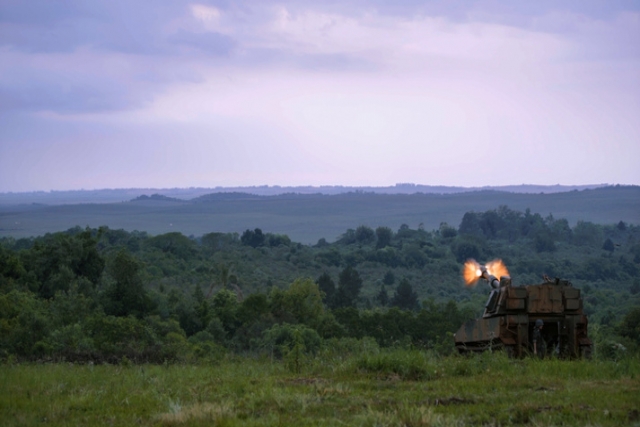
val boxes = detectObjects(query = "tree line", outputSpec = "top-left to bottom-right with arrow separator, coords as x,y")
1,206 -> 639,362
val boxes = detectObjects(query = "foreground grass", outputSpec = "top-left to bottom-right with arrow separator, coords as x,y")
1,351 -> 639,426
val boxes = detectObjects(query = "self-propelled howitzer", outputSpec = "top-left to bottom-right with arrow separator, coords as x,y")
454,273 -> 592,358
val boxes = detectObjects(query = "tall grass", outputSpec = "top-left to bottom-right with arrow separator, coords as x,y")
1,351 -> 638,426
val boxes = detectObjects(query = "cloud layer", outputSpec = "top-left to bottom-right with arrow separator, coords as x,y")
1,0 -> 639,191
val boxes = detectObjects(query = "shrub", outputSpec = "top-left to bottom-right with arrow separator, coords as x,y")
262,323 -> 322,358
0,290 -> 50,358
87,314 -> 158,362
45,323 -> 95,360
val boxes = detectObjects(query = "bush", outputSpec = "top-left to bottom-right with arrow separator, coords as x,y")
45,323 -> 95,360
187,329 -> 231,361
162,332 -> 192,362
262,323 -> 322,358
87,314 -> 159,362
0,290 -> 50,358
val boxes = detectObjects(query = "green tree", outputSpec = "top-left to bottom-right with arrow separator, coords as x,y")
86,314 -> 159,362
630,280 -> 640,295
201,232 -> 237,252
618,307 -> 640,344
262,323 -> 322,359
315,248 -> 342,267
270,278 -> 325,328
458,212 -> 483,238
534,232 -> 557,253
549,217 -> 573,242
390,278 -> 420,311
375,284 -> 389,307
316,272 -> 336,304
212,289 -> 240,336
439,222 -> 458,239
602,238 -> 615,253
355,225 -> 376,245
267,233 -> 291,247
373,247 -> 400,267
206,263 -> 238,298
49,284 -> 95,328
337,229 -> 356,245
0,246 -> 27,291
23,229 -> 104,299
241,228 -> 265,248
375,226 -> 393,249
0,290 -> 50,358
334,266 -> 363,308
396,224 -> 416,240
237,293 -> 270,326
167,292 -> 202,337
519,209 -> 547,238
146,232 -> 196,260
383,270 -> 395,286
495,206 -> 523,242
232,292 -> 273,350
286,278 -> 324,326
573,221 -> 603,247
452,239 -> 481,263
192,284 -> 210,329
103,250 -> 153,318
401,244 -> 427,268
416,299 -> 466,351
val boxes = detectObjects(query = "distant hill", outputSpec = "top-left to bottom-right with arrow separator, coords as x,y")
131,194 -> 183,202
0,184 -> 610,205
0,185 -> 637,244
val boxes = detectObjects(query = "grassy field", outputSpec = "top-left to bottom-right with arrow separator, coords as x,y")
2,351 -> 639,426
1,186 -> 638,243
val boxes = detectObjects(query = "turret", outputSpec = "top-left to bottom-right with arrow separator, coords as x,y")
454,259 -> 592,358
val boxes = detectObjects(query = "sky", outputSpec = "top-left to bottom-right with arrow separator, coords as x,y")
1,0 -> 639,192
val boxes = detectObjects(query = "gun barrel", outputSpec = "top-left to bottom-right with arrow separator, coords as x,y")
480,267 -> 501,289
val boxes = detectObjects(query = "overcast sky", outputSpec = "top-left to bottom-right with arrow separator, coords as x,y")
1,0 -> 639,192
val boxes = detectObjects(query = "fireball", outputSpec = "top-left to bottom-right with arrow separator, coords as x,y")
486,259 -> 509,280
462,258 -> 510,287
463,259 -> 482,287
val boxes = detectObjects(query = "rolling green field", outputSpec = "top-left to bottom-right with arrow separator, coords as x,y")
1,351 -> 639,427
1,186 -> 638,243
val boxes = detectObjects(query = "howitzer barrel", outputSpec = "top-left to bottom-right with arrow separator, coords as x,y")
480,267 -> 501,289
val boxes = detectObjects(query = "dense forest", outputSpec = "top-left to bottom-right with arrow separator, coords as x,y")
1,205 -> 639,363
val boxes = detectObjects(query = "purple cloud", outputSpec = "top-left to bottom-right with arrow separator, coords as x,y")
0,0 -> 638,191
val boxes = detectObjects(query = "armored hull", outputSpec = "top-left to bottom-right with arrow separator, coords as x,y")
454,278 -> 591,358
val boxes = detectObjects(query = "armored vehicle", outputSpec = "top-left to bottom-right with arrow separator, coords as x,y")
454,260 -> 592,358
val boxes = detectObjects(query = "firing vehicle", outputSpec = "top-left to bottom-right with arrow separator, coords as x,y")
454,259 -> 592,358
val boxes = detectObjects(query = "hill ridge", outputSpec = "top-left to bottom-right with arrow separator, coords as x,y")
0,184 -> 621,206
